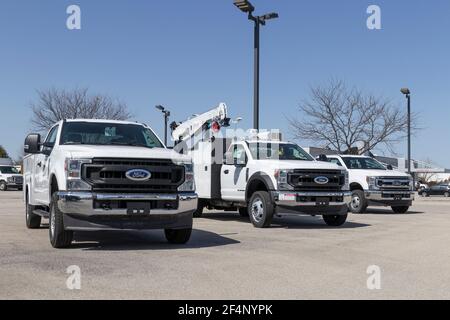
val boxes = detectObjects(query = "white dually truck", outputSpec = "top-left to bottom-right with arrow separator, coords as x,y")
319,155 -> 414,214
172,104 -> 351,228
23,119 -> 197,248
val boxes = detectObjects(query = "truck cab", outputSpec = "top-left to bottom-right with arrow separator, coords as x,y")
321,155 -> 414,214
23,119 -> 197,248
220,139 -> 351,227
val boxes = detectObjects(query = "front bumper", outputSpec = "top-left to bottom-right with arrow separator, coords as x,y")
57,191 -> 198,231
365,190 -> 414,206
272,191 -> 351,216
6,183 -> 22,188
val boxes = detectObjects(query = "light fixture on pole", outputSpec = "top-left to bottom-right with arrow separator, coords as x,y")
234,0 -> 279,131
155,105 -> 171,146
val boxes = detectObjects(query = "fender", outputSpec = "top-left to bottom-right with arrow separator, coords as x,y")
245,172 -> 276,202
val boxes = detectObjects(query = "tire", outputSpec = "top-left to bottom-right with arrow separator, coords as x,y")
193,201 -> 204,218
0,181 -> 7,191
248,191 -> 274,228
165,228 -> 192,244
18,187 -> 23,191
392,206 -> 410,214
349,190 -> 368,214
238,207 -> 249,217
49,193 -> 73,248
323,214 -> 348,227
25,192 -> 41,229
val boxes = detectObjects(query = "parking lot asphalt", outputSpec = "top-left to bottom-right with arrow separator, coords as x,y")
0,191 -> 449,300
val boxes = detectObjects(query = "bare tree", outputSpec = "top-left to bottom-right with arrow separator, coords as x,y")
0,145 -> 9,158
30,88 -> 132,131
289,80 -> 417,155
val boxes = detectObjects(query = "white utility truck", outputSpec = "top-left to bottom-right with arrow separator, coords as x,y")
172,104 -> 351,228
0,158 -> 23,191
319,155 -> 414,213
23,119 -> 197,248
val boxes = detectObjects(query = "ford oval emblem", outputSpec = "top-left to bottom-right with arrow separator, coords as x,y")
125,169 -> 152,181
314,176 -> 329,185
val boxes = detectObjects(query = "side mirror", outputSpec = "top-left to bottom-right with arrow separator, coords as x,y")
24,134 -> 41,154
387,165 -> 393,170
318,154 -> 328,162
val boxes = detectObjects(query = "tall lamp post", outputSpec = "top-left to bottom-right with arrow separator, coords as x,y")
234,0 -> 278,131
401,88 -> 412,176
155,105 -> 171,146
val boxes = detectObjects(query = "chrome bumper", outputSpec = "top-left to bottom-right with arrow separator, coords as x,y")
365,190 -> 415,201
273,191 -> 352,207
57,191 -> 198,217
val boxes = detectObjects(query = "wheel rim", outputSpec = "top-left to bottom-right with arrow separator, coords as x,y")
0,183 -> 5,191
251,198 -> 264,223
50,207 -> 55,238
351,194 -> 361,209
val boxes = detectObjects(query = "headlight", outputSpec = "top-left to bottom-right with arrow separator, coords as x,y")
274,169 -> 294,190
366,176 -> 379,191
65,158 -> 92,191
178,163 -> 195,192
7,177 -> 13,183
342,170 -> 350,191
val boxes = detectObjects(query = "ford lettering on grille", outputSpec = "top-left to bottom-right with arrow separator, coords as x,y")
125,169 -> 152,181
314,176 -> 329,185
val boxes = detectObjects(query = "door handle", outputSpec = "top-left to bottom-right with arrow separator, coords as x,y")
224,170 -> 230,175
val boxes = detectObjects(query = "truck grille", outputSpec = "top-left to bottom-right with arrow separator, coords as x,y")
288,170 -> 345,191
82,158 -> 184,193
376,177 -> 410,191
12,176 -> 23,184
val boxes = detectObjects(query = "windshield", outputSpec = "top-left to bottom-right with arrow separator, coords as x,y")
0,166 -> 19,174
60,122 -> 164,148
247,143 -> 314,161
342,157 -> 386,170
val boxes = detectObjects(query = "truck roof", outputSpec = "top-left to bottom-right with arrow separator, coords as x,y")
63,119 -> 144,126
334,155 -> 370,158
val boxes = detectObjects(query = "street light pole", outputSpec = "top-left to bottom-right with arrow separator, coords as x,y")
234,0 -> 278,131
253,16 -> 260,130
155,105 -> 171,146
401,88 -> 412,176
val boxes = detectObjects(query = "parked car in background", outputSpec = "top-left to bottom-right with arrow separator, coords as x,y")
0,165 -> 23,191
319,155 -> 414,214
419,184 -> 450,197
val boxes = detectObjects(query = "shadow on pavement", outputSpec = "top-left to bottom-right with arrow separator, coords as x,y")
361,208 -> 424,215
203,212 -> 370,230
70,229 -> 240,251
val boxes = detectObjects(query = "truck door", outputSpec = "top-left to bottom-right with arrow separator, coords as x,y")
221,144 -> 248,201
34,125 -> 59,205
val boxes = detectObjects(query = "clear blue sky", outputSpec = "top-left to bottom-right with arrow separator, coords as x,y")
1,0 -> 449,166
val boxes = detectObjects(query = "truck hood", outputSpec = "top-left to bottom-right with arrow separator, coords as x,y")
352,169 -> 410,178
257,160 -> 344,171
61,145 -> 191,163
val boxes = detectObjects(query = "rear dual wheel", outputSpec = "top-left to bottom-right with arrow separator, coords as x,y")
25,192 -> 41,229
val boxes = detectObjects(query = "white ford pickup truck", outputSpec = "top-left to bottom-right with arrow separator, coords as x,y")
23,119 -> 197,248
172,104 -> 352,228
320,155 -> 414,214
